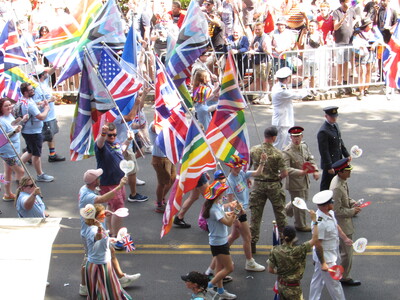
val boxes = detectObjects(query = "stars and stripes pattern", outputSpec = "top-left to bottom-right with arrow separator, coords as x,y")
154,56 -> 188,164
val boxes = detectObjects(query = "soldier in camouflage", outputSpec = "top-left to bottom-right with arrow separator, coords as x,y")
267,210 -> 319,300
249,126 -> 288,254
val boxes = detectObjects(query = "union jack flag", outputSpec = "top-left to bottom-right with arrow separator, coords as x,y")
383,19 -> 400,89
154,56 -> 188,164
0,20 -> 29,71
122,234 -> 135,253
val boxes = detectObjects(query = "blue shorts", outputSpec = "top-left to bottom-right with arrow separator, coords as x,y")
22,133 -> 43,157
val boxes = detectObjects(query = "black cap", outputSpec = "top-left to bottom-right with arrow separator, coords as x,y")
181,271 -> 209,289
332,157 -> 353,172
323,106 -> 339,117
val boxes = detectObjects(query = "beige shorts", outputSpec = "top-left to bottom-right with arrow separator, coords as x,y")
151,156 -> 176,185
123,147 -> 138,175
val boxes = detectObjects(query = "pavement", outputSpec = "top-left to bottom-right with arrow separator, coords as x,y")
0,92 -> 399,300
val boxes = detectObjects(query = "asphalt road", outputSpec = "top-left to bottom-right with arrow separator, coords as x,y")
1,92 -> 399,300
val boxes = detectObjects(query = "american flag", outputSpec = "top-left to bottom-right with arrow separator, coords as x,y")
91,47 -> 143,139
383,19 -> 400,89
122,234 -> 135,252
154,56 -> 188,164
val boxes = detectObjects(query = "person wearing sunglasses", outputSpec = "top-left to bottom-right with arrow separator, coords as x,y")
95,123 -> 133,238
15,176 -> 45,218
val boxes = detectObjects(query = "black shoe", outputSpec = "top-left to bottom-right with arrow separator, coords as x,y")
173,216 -> 191,228
223,275 -> 233,283
340,279 -> 361,286
48,154 -> 66,162
337,88 -> 345,97
251,242 -> 256,254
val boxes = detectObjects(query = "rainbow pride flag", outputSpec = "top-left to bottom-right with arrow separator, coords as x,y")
206,52 -> 250,164
161,120 -> 216,237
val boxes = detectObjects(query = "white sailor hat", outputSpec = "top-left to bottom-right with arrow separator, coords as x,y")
275,67 -> 292,79
312,190 -> 333,205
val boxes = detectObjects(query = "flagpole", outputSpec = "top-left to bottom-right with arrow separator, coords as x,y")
228,52 -> 265,147
83,48 -> 145,158
0,123 -> 37,189
101,42 -> 155,90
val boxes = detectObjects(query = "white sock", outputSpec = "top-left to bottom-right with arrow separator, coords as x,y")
205,267 -> 214,275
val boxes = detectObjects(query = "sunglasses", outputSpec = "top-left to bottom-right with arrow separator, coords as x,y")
107,133 -> 117,137
25,184 -> 34,188
97,212 -> 106,218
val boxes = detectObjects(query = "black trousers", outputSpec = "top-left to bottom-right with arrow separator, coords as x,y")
320,170 -> 335,191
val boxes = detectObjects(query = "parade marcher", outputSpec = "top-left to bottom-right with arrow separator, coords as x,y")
309,190 -> 352,300
330,158 -> 362,286
32,65 -> 66,163
149,122 -> 176,214
95,123 -> 133,237
15,177 -> 45,218
19,82 -> 54,182
114,91 -> 148,204
78,169 -> 140,296
168,1 -> 186,29
271,67 -> 309,150
317,106 -> 350,191
82,204 -> 132,300
225,154 -> 267,272
249,126 -> 288,253
192,69 -> 218,131
203,180 -> 237,300
267,209 -> 319,300
181,271 -> 212,300
283,126 -> 320,232
0,98 -> 26,201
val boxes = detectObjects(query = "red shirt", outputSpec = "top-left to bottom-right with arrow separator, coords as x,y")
317,15 -> 334,44
168,10 -> 186,29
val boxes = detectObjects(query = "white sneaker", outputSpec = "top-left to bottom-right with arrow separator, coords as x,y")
218,289 -> 237,299
79,284 -> 88,296
119,273 -> 141,288
136,178 -> 146,186
245,258 -> 266,272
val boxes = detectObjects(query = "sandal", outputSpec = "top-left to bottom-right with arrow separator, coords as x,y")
3,193 -> 16,201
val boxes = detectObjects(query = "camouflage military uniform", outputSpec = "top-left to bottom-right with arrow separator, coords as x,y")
250,143 -> 287,244
268,242 -> 312,300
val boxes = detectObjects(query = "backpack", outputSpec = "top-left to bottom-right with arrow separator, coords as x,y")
13,101 -> 30,127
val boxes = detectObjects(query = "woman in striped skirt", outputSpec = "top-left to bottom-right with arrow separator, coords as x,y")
84,204 -> 132,300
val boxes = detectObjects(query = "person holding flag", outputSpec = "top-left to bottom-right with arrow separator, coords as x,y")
267,209 -> 319,300
202,180 -> 238,300
0,98 -> 26,201
225,154 -> 267,272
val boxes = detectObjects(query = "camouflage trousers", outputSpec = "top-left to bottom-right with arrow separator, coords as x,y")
278,283 -> 304,300
249,181 -> 287,244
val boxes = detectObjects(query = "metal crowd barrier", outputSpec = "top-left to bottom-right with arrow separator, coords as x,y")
42,44 -> 385,98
